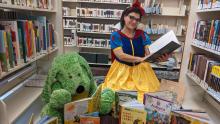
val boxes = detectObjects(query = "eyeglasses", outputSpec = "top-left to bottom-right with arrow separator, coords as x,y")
128,15 -> 141,22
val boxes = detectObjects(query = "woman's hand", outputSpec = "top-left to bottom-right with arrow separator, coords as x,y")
156,53 -> 171,62
136,57 -> 146,63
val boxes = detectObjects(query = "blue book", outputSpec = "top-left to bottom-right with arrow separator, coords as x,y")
17,21 -> 27,63
213,20 -> 220,50
37,16 -> 47,51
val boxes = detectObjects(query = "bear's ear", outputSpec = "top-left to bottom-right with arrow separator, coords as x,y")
77,54 -> 97,95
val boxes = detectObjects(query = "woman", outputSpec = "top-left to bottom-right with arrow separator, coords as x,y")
102,1 -> 169,101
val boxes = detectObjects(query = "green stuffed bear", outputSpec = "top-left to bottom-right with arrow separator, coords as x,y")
41,53 -> 115,123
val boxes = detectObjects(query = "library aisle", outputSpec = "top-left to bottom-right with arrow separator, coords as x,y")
0,0 -> 220,124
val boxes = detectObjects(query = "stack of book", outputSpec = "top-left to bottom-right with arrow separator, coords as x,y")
188,53 -> 220,99
64,30 -> 77,46
0,16 -> 56,76
198,0 -> 220,9
193,20 -> 220,52
0,0 -> 54,10
77,37 -> 110,48
77,22 -> 114,33
76,7 -> 123,19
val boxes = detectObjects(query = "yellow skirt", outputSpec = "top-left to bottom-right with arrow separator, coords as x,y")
102,60 -> 160,102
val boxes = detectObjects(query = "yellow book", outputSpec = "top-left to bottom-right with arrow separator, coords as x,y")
120,106 -> 146,124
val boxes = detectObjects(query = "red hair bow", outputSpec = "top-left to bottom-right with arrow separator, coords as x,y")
131,0 -> 145,16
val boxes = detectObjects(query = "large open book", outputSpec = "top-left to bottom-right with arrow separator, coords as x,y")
144,30 -> 181,62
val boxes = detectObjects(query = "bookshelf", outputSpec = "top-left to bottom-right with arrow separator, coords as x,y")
62,0 -> 131,5
77,16 -> 120,20
196,8 -> 220,13
77,31 -> 112,35
191,41 -> 220,56
180,0 -> 220,122
0,3 -> 56,12
0,0 -> 63,123
186,71 -> 220,103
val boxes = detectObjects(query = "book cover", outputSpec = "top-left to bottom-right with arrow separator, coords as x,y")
64,98 -> 92,124
144,93 -> 173,124
37,16 -> 47,52
119,101 -> 146,124
115,90 -> 137,118
144,30 -> 181,62
0,30 -> 9,72
6,32 -> 15,68
170,110 -> 211,124
17,21 -> 27,63
0,21 -> 21,65
80,116 -> 100,124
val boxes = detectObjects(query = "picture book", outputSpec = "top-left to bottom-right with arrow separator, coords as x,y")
170,110 -> 211,124
144,30 -> 181,62
144,93 -> 174,124
115,90 -> 137,118
119,100 -> 146,124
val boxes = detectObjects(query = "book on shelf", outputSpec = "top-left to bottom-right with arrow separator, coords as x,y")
77,37 -> 110,48
170,110 -> 211,124
188,53 -> 220,99
0,30 -> 9,72
0,14 -> 56,75
144,92 -> 174,124
209,66 -> 220,95
0,0 -> 55,10
77,22 -> 114,33
144,30 -> 181,62
76,7 -> 123,19
198,0 -> 220,9
194,20 -> 220,51
119,100 -> 146,124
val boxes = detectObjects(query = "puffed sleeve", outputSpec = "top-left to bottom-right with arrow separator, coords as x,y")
110,32 -> 123,51
142,32 -> 152,48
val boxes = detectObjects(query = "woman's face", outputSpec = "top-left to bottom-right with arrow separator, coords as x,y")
124,12 -> 141,30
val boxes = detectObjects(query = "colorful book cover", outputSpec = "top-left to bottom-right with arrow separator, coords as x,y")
120,104 -> 146,124
144,93 -> 173,124
17,21 -> 27,63
37,16 -> 47,52
0,21 -> 21,65
64,98 -> 92,124
6,32 -> 15,68
0,30 -> 9,72
115,90 -> 137,118
170,110 -> 211,124
80,116 -> 100,124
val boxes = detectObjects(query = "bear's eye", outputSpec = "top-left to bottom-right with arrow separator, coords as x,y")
77,73 -> 81,77
69,75 -> 73,79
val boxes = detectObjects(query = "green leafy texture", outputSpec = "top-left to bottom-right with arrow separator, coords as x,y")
99,88 -> 115,115
41,104 -> 63,123
49,89 -> 72,109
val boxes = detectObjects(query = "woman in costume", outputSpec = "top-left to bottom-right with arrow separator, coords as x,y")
102,0 -> 169,101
